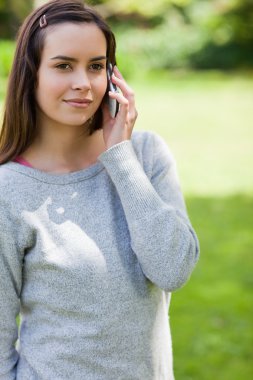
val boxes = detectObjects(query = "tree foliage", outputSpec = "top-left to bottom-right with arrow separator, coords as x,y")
0,0 -> 33,38
92,0 -> 253,69
0,0 -> 252,69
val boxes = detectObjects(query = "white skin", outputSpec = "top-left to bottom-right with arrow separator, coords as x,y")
23,22 -> 137,173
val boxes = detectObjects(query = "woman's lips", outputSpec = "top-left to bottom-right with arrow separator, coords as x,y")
64,98 -> 92,108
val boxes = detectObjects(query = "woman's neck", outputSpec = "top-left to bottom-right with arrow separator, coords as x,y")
21,129 -> 106,174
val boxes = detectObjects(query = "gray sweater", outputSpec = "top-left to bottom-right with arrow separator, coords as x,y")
0,131 -> 199,380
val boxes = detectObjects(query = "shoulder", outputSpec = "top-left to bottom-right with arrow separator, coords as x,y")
131,130 -> 176,174
131,129 -> 161,148
0,163 -> 20,192
0,164 -> 14,189
0,164 -> 32,241
132,130 -> 173,156
0,163 -> 28,210
0,167 -> 15,232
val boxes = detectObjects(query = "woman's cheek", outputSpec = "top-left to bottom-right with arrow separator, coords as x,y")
93,74 -> 108,98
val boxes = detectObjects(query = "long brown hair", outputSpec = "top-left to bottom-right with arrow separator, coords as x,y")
0,0 -> 116,164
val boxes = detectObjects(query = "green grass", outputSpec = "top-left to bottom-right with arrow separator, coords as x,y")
171,195 -> 253,379
2,69 -> 253,378
130,71 -> 253,378
0,40 -> 15,77
132,70 -> 253,196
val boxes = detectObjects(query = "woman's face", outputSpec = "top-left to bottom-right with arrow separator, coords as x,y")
35,22 -> 108,131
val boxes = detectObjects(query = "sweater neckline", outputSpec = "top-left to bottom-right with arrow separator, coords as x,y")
4,160 -> 105,185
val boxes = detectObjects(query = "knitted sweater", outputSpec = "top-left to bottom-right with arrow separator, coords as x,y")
0,131 -> 199,380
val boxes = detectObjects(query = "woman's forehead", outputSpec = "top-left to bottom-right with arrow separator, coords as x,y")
41,22 -> 107,57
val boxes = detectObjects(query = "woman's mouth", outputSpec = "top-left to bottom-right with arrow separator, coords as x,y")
64,98 -> 93,108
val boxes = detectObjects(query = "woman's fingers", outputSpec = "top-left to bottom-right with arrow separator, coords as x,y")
113,65 -> 123,78
111,70 -> 134,101
108,91 -> 129,125
108,90 -> 138,126
102,66 -> 138,149
108,90 -> 129,107
108,93 -> 129,131
111,67 -> 138,124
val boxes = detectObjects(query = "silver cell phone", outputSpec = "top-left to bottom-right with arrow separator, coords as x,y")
106,63 -> 119,118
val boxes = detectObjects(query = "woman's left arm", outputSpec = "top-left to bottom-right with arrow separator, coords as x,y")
99,133 -> 200,292
100,68 -> 200,292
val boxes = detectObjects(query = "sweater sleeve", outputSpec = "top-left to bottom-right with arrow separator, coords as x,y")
0,220 -> 22,379
99,132 -> 200,292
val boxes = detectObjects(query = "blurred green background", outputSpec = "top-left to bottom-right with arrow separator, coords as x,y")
1,0 -> 253,379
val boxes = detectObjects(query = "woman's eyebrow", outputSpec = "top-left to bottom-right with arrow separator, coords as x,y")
50,55 -> 107,62
90,56 -> 107,62
50,55 -> 77,62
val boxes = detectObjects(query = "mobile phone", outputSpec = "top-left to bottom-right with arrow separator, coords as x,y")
106,63 -> 119,118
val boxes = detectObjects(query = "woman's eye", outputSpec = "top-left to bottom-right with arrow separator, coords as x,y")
56,63 -> 72,70
90,63 -> 104,71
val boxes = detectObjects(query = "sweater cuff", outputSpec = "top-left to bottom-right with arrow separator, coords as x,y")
98,140 -> 135,166
98,140 -> 165,219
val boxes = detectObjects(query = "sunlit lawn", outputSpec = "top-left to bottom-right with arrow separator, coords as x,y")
172,194 -> 253,379
1,70 -> 253,379
133,70 -> 253,196
132,70 -> 253,379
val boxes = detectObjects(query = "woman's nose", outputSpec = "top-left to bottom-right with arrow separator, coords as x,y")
71,70 -> 91,91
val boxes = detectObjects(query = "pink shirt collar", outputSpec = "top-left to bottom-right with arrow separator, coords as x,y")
13,156 -> 33,168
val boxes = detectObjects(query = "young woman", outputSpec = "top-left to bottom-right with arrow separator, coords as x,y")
0,0 -> 199,379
